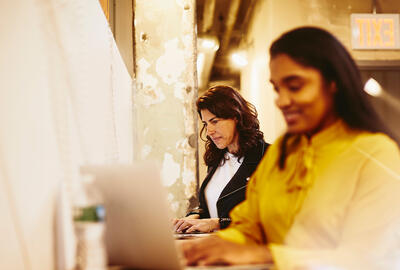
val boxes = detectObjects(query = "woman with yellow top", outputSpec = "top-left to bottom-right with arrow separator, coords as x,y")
180,26 -> 400,269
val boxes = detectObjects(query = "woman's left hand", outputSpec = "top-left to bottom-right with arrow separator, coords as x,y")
179,235 -> 273,266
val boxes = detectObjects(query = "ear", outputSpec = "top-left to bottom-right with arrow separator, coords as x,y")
328,81 -> 337,94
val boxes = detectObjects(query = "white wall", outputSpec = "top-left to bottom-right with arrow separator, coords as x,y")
240,0 -> 308,143
0,1 -> 132,269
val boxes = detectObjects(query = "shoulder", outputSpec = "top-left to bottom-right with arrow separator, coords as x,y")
351,132 -> 400,177
245,139 -> 270,163
345,133 -> 400,205
252,133 -> 301,173
352,132 -> 399,156
255,139 -> 270,156
260,134 -> 285,161
249,136 -> 285,175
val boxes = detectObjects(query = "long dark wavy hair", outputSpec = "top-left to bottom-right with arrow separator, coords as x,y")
196,85 -> 264,167
270,26 -> 394,169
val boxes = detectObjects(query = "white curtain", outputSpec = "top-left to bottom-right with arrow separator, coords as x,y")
0,0 -> 133,269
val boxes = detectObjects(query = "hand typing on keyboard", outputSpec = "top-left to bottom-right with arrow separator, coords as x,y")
172,218 -> 220,233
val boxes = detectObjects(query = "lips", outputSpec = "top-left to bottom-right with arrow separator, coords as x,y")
211,137 -> 221,142
211,136 -> 222,144
282,111 -> 301,125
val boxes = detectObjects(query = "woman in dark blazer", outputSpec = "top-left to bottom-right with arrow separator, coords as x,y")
174,85 -> 269,233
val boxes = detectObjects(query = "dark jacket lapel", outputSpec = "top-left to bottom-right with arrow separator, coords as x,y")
217,145 -> 263,201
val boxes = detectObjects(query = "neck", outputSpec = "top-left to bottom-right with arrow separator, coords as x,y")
227,132 -> 240,153
227,141 -> 239,154
306,114 -> 339,139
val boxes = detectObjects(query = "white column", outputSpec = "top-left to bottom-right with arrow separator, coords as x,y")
133,0 -> 199,217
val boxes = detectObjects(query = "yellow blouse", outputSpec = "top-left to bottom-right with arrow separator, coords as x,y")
217,120 -> 400,269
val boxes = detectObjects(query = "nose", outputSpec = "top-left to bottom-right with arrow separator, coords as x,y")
206,125 -> 215,136
275,90 -> 292,109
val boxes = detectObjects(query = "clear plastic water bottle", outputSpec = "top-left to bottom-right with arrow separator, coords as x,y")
73,173 -> 107,270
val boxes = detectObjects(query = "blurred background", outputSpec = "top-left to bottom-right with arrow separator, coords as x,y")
103,0 -> 400,143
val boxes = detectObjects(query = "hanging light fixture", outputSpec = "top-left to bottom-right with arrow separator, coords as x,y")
231,51 -> 248,68
364,77 -> 382,96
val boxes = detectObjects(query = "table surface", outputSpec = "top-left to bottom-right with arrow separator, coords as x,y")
186,264 -> 272,269
110,264 -> 272,270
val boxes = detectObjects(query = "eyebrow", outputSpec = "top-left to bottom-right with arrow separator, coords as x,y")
282,75 -> 303,84
270,75 -> 304,86
202,116 -> 217,124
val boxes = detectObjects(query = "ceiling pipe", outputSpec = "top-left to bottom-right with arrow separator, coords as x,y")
240,0 -> 257,39
201,0 -> 216,33
220,0 -> 241,52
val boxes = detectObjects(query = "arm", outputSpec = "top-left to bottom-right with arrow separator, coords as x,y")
217,168 -> 267,245
180,236 -> 273,266
217,141 -> 268,230
216,140 -> 272,242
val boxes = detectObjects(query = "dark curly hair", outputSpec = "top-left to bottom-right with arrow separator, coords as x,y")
269,26 -> 394,169
196,85 -> 264,167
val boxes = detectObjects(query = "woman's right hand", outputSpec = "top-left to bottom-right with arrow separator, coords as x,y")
172,214 -> 199,232
173,217 -> 219,233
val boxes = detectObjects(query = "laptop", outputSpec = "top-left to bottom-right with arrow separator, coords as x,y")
81,163 -> 271,270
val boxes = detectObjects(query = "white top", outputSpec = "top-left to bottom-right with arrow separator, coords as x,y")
205,152 -> 242,218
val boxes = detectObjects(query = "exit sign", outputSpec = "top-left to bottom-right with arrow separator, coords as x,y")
351,14 -> 400,49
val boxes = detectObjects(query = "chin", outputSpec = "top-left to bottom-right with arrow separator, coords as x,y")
286,125 -> 307,134
287,125 -> 320,135
287,130 -> 302,135
214,143 -> 226,149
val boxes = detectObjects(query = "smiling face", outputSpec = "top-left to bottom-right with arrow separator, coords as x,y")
270,54 -> 338,136
200,109 -> 239,153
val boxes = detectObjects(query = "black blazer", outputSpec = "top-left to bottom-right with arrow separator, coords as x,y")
187,140 -> 269,229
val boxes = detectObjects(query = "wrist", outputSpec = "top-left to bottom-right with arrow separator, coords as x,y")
212,218 -> 220,231
218,217 -> 231,229
186,214 -> 200,219
251,245 -> 273,264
